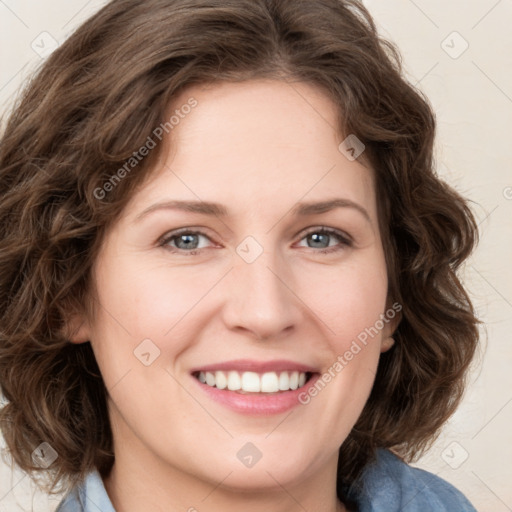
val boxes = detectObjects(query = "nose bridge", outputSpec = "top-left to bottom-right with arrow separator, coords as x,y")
224,240 -> 301,339
239,251 -> 285,303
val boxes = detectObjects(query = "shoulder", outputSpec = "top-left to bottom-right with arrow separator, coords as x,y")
346,448 -> 477,512
55,469 -> 116,512
55,451 -> 476,512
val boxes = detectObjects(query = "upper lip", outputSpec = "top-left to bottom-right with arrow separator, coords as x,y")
190,359 -> 319,374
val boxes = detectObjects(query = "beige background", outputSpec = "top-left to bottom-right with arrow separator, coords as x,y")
1,1 -> 511,511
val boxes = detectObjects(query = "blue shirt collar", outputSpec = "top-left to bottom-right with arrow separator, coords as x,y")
56,448 -> 476,512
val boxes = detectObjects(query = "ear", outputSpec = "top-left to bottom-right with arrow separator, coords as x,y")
62,313 -> 91,344
380,336 -> 395,353
380,300 -> 402,353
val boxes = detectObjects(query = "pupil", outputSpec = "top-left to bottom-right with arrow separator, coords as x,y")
177,234 -> 198,250
309,233 -> 328,248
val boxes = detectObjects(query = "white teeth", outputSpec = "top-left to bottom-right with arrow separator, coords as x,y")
261,372 -> 279,393
227,371 -> 241,391
241,371 -> 261,392
197,370 -> 309,393
278,372 -> 290,391
289,371 -> 299,390
215,371 -> 227,390
205,372 -> 215,387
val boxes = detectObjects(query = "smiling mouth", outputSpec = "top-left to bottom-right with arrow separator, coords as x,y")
192,370 -> 316,394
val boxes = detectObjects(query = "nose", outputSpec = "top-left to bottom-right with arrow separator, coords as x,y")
221,248 -> 303,341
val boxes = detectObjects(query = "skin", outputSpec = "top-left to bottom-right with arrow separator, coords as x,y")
69,79 -> 398,512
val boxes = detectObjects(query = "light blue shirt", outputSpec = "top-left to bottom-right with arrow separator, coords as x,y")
55,448 -> 477,511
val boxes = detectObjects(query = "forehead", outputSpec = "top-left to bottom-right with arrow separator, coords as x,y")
123,79 -> 377,223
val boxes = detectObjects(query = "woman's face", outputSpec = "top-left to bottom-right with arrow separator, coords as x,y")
72,79 -> 396,493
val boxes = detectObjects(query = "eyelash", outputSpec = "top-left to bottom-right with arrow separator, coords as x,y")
158,227 -> 353,255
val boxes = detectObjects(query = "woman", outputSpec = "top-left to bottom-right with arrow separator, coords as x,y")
0,0 -> 480,510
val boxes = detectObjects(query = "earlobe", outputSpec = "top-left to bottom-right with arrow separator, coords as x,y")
380,336 -> 395,353
380,300 -> 402,353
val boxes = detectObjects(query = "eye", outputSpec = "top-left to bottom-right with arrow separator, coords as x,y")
159,229 -> 214,254
296,227 -> 353,254
158,226 -> 352,255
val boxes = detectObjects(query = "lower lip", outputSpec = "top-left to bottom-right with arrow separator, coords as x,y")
192,374 -> 320,416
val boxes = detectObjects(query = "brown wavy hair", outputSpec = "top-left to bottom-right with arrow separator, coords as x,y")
0,0 -> 480,502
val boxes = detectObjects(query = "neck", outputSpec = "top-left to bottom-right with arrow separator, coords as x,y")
103,441 -> 347,512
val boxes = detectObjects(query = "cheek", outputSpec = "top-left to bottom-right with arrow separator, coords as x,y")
88,256 -> 235,396
297,252 -> 388,352
295,257 -> 388,432
93,257 -> 221,342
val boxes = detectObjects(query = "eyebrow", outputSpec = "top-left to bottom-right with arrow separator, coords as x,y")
134,198 -> 371,223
